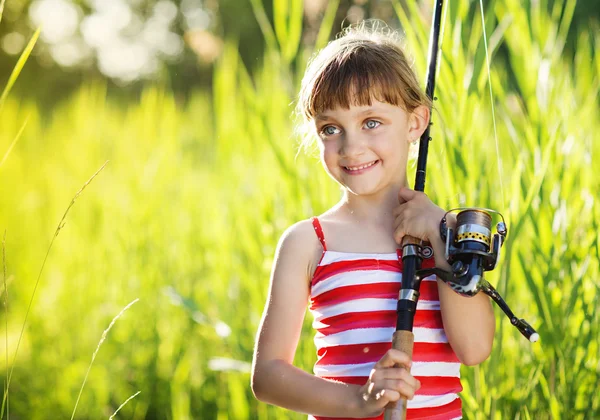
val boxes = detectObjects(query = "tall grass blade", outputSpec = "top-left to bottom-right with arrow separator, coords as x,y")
314,0 -> 339,51
2,231 -> 7,420
273,0 -> 288,53
0,116 -> 29,170
248,0 -> 278,52
109,391 -> 141,419
0,0 -> 6,25
0,28 -> 40,113
0,161 -> 109,417
554,0 -> 577,58
283,0 -> 303,62
71,299 -> 139,420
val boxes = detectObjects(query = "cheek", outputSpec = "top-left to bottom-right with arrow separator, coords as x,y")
373,134 -> 408,164
320,142 -> 337,162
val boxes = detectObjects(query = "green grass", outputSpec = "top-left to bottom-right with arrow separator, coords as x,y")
0,0 -> 598,418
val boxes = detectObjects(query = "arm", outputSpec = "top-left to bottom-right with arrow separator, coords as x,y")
428,219 -> 495,366
251,220 -> 420,417
393,188 -> 495,366
251,220 -> 362,417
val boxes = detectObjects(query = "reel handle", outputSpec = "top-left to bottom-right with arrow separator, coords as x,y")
479,281 -> 539,342
414,269 -> 539,343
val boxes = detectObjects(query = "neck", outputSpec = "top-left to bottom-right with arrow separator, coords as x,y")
339,179 -> 410,227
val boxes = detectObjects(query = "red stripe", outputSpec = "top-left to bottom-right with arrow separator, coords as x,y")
406,396 -> 462,420
311,278 -> 440,310
311,282 -> 399,307
412,342 -> 460,363
312,259 -> 402,287
317,342 -> 389,365
314,308 -> 445,337
316,340 -> 459,366
316,311 -> 396,337
416,376 -> 463,396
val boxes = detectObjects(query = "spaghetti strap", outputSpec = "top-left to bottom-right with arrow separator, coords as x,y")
311,217 -> 327,251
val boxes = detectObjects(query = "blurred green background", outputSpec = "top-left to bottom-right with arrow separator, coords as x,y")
0,0 -> 598,418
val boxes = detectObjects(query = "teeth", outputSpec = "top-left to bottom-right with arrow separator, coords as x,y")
345,161 -> 377,171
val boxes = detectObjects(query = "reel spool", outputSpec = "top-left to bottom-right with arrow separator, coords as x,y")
439,208 -> 506,296
416,208 -> 539,343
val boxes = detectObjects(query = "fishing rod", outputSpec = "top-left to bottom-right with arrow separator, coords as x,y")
384,1 -> 444,417
385,2 -> 538,419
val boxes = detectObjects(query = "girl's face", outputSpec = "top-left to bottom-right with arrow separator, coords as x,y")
313,99 -> 428,197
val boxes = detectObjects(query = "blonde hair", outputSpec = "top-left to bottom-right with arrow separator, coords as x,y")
295,20 -> 431,151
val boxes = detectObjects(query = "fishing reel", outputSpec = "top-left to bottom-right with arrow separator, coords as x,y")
416,208 -> 539,343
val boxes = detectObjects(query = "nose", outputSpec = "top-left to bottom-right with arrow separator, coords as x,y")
339,131 -> 367,158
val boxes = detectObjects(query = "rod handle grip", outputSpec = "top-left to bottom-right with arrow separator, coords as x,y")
383,330 -> 414,420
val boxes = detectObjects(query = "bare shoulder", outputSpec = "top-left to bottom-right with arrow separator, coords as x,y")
279,218 -> 318,244
275,218 -> 323,280
254,218 -> 323,366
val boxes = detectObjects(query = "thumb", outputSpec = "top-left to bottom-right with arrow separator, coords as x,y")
398,187 -> 416,203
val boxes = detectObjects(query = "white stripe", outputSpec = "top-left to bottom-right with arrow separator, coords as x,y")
320,251 -> 398,265
314,327 -> 393,348
414,327 -> 449,344
311,270 -> 401,298
311,298 -> 440,323
411,361 -> 461,377
314,361 -> 459,379
311,299 -> 396,322
312,271 -> 436,298
313,327 -> 448,349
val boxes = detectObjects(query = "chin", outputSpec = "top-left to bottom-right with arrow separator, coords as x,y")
345,184 -> 383,196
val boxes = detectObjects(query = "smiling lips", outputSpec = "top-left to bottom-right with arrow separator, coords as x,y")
342,160 -> 379,174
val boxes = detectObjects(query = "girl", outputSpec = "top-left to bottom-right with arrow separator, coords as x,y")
251,22 -> 495,420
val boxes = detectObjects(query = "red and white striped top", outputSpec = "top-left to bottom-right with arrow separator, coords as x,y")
308,217 -> 462,420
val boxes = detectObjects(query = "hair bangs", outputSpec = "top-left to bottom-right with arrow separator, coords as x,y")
305,46 -> 412,120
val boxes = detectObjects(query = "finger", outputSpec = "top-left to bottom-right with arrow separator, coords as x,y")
373,380 -> 417,401
380,376 -> 421,398
367,381 -> 376,395
364,385 -> 401,405
398,187 -> 417,203
393,211 -> 405,234
372,370 -> 420,396
375,349 -> 412,369
393,379 -> 419,400
393,210 -> 406,232
379,389 -> 401,403
393,222 -> 408,245
392,203 -> 407,217
396,369 -> 421,391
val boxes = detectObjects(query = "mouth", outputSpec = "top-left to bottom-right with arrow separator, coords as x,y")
342,160 -> 379,174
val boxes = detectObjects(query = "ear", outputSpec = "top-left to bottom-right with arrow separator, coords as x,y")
407,105 -> 430,143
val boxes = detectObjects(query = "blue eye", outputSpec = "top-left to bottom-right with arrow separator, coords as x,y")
365,120 -> 381,129
322,125 -> 341,136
